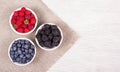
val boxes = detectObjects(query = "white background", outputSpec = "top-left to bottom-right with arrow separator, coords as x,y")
43,0 -> 120,72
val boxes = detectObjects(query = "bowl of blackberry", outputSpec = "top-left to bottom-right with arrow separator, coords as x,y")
8,38 -> 36,66
9,7 -> 38,35
35,23 -> 63,51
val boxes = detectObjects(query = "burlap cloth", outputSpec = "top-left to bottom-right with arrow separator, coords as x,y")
0,0 -> 78,72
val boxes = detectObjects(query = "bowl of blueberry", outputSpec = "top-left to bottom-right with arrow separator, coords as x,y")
35,23 -> 63,51
9,7 -> 38,35
8,38 -> 36,66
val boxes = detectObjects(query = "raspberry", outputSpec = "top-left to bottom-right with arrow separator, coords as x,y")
11,18 -> 16,24
25,10 -> 31,15
21,24 -> 27,28
24,28 -> 29,33
13,11 -> 18,16
17,28 -> 23,33
28,25 -> 34,31
16,20 -> 22,26
19,11 -> 24,17
21,7 -> 26,12
25,14 -> 31,20
30,18 -> 36,24
31,14 -> 35,18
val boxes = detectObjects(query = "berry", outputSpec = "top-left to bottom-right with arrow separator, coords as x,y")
13,11 -> 19,16
17,28 -> 23,33
24,28 -> 29,33
30,18 -> 36,24
25,14 -> 31,20
21,7 -> 26,12
19,11 -> 24,17
16,20 -> 22,26
25,10 -> 31,15
11,18 -> 16,24
28,25 -> 34,31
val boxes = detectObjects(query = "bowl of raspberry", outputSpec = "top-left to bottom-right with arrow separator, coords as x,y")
35,23 -> 63,51
9,7 -> 38,35
8,38 -> 36,66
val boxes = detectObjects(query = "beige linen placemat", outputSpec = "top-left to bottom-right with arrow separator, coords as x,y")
0,0 -> 78,72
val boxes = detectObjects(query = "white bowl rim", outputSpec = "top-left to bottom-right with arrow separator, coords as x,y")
8,38 -> 36,66
9,7 -> 38,35
35,23 -> 63,51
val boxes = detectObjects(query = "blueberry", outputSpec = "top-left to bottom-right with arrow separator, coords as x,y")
42,35 -> 48,41
17,43 -> 21,47
25,40 -> 30,44
26,54 -> 31,58
24,45 -> 29,49
25,49 -> 29,54
19,54 -> 24,58
29,49 -> 33,53
16,57 -> 21,62
21,48 -> 25,52
13,47 -> 17,51
18,49 -> 22,54
30,45 -> 34,49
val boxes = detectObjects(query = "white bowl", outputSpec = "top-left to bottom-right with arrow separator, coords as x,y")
35,23 -> 63,51
8,38 -> 36,66
9,7 -> 38,35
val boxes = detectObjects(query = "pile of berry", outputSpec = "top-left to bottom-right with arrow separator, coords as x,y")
36,24 -> 62,48
11,7 -> 36,33
9,39 -> 35,64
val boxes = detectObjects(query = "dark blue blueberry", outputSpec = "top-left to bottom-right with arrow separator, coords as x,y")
18,49 -> 22,54
29,49 -> 33,53
12,47 -> 17,51
25,40 -> 30,44
52,29 -> 60,36
51,25 -> 57,29
26,54 -> 31,58
17,43 -> 21,47
19,54 -> 24,58
24,45 -> 29,49
48,34 -> 53,40
30,45 -> 34,49
44,24 -> 50,29
16,57 -> 21,62
25,49 -> 29,54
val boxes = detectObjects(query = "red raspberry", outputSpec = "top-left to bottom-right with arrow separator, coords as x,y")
24,28 -> 29,33
25,14 -> 31,20
21,7 -> 26,12
13,11 -> 18,16
21,24 -> 27,28
19,11 -> 25,17
16,20 -> 22,26
11,18 -> 16,24
17,28 -> 23,33
17,16 -> 24,22
25,10 -> 31,15
30,18 -> 36,24
31,14 -> 35,18
28,25 -> 34,31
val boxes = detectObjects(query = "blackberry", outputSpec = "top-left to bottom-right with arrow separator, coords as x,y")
36,24 -> 62,49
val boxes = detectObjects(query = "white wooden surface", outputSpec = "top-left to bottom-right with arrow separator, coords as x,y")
43,0 -> 120,72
